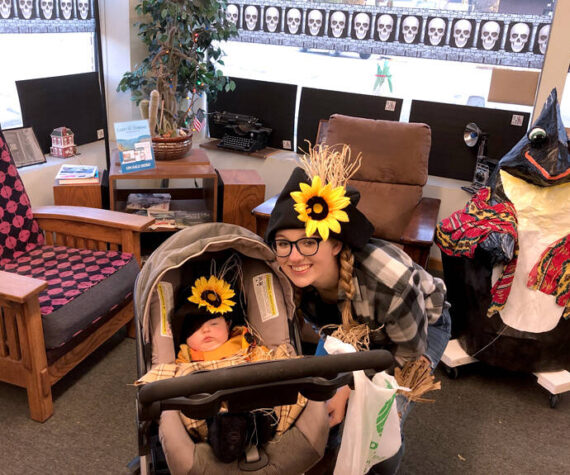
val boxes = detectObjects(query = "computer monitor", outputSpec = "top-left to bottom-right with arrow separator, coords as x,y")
297,88 -> 402,151
207,77 -> 297,150
16,72 -> 105,154
409,100 -> 531,181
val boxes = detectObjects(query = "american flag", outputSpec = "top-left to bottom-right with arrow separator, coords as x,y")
193,109 -> 205,132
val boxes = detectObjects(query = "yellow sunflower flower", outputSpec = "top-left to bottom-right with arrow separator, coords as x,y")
290,175 -> 351,240
188,275 -> 236,314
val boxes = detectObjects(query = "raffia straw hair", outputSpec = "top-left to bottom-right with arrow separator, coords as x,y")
318,246 -> 374,352
298,141 -> 362,187
210,253 -> 243,294
394,357 -> 442,407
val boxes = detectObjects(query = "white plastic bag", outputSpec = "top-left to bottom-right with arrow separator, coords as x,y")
334,370 -> 402,475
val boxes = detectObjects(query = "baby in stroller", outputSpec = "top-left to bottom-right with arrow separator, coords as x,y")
152,254 -> 306,463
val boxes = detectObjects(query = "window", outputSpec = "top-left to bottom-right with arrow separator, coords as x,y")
0,33 -> 96,129
0,2 -> 98,130
219,0 -> 554,117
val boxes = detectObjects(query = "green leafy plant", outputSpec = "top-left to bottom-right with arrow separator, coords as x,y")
117,0 -> 237,137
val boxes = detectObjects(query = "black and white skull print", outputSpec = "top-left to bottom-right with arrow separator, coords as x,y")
352,12 -> 370,41
59,0 -> 73,20
286,8 -> 301,35
18,0 -> 35,19
306,9 -> 324,37
264,6 -> 280,33
375,14 -> 395,42
0,0 -> 13,19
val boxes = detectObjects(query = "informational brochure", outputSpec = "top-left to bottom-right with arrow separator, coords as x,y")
113,120 -> 156,174
55,164 -> 98,180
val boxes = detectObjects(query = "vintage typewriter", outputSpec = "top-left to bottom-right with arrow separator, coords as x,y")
212,111 -> 272,153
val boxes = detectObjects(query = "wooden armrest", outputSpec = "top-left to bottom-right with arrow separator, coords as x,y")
400,197 -> 441,247
0,271 -> 47,303
33,206 -> 154,232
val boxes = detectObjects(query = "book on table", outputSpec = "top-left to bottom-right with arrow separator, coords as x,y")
55,164 -> 100,184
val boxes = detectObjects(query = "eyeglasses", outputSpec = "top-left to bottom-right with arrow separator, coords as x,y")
271,237 -> 322,257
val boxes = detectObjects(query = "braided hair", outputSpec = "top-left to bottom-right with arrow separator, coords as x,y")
339,245 -> 356,329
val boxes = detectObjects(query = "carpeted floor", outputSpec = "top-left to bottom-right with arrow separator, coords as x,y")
0,329 -> 138,475
1,328 -> 568,474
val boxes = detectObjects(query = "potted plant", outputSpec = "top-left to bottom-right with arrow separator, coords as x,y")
117,0 -> 237,159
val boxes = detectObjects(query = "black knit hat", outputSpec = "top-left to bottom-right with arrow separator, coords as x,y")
265,167 -> 374,249
179,307 -> 233,343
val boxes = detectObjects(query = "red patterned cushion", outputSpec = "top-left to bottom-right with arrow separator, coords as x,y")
2,245 -> 133,315
0,131 -> 44,262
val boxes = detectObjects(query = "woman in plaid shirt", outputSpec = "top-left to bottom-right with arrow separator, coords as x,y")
265,158 -> 451,474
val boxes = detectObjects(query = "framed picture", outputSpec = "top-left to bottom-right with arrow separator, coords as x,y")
3,127 -> 46,168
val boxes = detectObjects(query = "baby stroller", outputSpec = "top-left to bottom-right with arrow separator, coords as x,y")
133,223 -> 393,474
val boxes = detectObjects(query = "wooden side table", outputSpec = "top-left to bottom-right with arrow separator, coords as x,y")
53,181 -> 102,208
218,169 -> 265,233
108,148 -> 218,222
252,194 -> 277,239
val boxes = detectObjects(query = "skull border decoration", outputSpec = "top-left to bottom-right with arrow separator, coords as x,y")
285,7 -> 301,35
329,11 -> 348,39
40,0 -> 54,20
264,6 -> 280,33
59,0 -> 73,20
226,4 -> 239,26
400,15 -> 421,45
536,23 -> 550,55
0,0 -> 12,19
352,12 -> 371,41
306,9 -> 324,37
452,18 -> 473,49
77,0 -> 90,20
18,0 -> 35,19
375,13 -> 395,42
426,17 -> 446,47
508,22 -> 531,53
244,5 -> 259,31
479,20 -> 502,51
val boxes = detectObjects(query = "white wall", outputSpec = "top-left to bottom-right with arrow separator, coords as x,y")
99,0 -> 138,139
19,142 -> 107,206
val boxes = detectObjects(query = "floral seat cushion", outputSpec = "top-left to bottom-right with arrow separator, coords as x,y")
1,245 -> 138,350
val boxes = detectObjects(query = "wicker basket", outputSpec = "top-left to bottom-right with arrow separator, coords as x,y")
152,131 -> 193,161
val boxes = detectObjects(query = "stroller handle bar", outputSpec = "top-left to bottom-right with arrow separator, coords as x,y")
138,350 -> 393,407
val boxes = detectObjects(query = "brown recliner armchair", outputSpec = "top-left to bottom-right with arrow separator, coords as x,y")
254,114 -> 440,268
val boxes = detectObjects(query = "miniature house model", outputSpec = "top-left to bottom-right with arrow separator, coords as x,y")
50,126 -> 77,158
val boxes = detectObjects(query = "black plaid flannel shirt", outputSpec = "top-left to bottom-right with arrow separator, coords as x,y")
300,239 -> 447,365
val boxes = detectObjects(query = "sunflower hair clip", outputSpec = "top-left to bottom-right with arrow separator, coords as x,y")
188,275 -> 236,314
291,142 -> 362,240
187,253 -> 242,315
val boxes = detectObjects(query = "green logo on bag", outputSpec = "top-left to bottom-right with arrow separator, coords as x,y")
375,394 -> 395,437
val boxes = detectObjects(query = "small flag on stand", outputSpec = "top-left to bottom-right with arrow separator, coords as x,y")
193,108 -> 205,132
